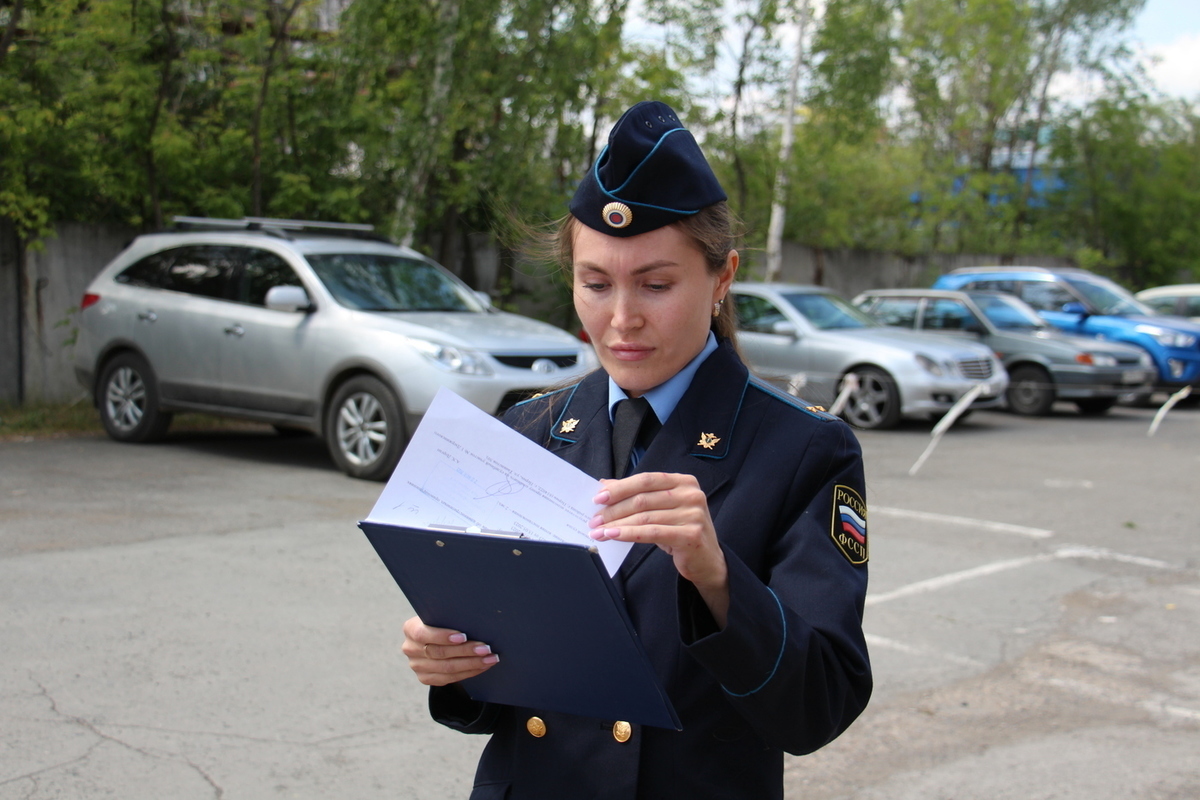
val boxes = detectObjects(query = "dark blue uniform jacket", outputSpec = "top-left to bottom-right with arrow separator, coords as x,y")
430,339 -> 871,799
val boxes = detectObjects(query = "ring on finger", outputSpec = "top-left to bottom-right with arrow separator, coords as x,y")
423,644 -> 434,658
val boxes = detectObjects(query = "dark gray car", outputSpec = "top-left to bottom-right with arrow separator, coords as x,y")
853,288 -> 1155,415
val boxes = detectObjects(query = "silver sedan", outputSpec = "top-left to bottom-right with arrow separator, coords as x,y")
731,283 -> 1008,429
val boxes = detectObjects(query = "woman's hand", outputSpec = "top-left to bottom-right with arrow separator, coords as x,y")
401,616 -> 499,686
589,472 -> 730,627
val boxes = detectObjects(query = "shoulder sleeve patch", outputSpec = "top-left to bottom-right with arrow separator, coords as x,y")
831,485 -> 868,565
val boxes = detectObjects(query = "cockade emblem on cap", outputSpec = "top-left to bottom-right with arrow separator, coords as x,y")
602,202 -> 633,229
697,432 -> 720,450
560,418 -> 580,433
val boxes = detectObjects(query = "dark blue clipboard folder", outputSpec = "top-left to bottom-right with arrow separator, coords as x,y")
359,521 -> 681,730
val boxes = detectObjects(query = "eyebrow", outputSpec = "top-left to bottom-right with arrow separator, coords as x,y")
574,261 -> 681,276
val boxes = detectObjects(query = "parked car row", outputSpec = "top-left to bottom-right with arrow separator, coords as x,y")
76,218 -> 1199,478
931,267 -> 1200,395
730,265 -> 1200,431
731,284 -> 1008,429
853,288 -> 1154,416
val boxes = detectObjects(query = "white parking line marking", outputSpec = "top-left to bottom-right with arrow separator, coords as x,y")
866,555 -> 1053,606
872,506 -> 1054,539
866,546 -> 1180,607
1052,544 -> 1176,571
864,633 -> 983,667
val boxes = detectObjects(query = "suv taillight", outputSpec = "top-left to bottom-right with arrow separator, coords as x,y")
80,293 -> 100,310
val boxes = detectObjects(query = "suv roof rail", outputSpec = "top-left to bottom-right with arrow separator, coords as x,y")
170,216 -> 391,242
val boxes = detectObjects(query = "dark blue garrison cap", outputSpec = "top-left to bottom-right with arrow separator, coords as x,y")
569,100 -> 727,237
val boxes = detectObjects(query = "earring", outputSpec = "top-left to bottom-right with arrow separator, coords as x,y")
712,298 -> 724,318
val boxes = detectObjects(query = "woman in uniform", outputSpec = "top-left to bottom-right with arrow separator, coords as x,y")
400,100 -> 872,800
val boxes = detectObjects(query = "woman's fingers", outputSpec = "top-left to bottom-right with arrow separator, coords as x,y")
589,472 -> 727,588
401,617 -> 499,686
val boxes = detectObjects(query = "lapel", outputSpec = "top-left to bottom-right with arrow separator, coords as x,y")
546,341 -> 752,588
541,371 -> 614,480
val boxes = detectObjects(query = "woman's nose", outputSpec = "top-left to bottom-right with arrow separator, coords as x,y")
610,290 -> 643,331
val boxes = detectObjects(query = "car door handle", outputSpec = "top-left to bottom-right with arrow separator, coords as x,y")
224,325 -> 245,337
137,311 -> 158,322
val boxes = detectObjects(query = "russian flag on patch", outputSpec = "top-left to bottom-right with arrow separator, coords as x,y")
839,505 -> 867,544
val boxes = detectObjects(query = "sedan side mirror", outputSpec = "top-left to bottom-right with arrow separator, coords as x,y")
771,320 -> 798,338
265,285 -> 314,313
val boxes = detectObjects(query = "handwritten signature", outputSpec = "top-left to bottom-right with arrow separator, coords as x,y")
476,476 -> 523,499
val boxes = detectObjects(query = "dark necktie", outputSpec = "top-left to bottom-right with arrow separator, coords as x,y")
611,397 -> 660,479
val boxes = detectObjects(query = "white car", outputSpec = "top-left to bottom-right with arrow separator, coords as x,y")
732,283 -> 1008,429
75,216 -> 594,480
1135,284 -> 1200,324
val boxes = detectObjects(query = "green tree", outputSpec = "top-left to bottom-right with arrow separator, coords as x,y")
1047,93 -> 1200,287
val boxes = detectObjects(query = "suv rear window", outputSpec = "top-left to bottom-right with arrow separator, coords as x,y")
116,245 -> 238,300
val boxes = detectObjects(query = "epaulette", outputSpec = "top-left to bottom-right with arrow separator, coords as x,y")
748,376 -> 840,421
510,384 -> 573,409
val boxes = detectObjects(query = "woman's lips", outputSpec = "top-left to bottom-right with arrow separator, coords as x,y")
607,343 -> 654,362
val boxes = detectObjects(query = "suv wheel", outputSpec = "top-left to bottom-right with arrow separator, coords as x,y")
1006,365 -> 1055,416
326,375 -> 405,481
97,352 -> 173,442
842,367 -> 902,430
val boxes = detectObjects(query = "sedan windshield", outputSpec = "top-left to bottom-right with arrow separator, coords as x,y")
1064,276 -> 1154,316
307,253 -> 483,312
970,293 -> 1047,331
783,292 -> 876,330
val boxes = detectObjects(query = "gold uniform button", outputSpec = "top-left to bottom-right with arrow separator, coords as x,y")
526,716 -> 546,738
612,720 -> 632,743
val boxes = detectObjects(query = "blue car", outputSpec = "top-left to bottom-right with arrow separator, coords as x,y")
932,267 -> 1200,394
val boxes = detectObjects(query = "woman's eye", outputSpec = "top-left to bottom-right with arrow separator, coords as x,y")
581,282 -> 608,291
645,283 -> 670,292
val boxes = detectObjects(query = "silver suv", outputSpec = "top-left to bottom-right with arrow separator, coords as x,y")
75,217 -> 592,480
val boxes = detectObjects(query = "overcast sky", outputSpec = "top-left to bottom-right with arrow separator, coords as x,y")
1131,0 -> 1200,99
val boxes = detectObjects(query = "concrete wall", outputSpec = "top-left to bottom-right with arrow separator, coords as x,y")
1,221 -> 1075,404
15,223 -> 138,404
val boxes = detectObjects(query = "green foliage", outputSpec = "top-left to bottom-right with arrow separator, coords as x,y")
1046,93 -> 1200,287
0,0 -> 1194,302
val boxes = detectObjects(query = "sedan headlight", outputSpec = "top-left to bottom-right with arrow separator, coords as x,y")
915,354 -> 944,376
408,338 -> 493,375
1076,353 -> 1117,367
1135,324 -> 1197,349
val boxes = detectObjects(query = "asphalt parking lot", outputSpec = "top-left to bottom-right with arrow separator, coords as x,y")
2,401 -> 1198,799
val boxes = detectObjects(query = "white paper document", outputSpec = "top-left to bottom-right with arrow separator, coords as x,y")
367,388 -> 632,576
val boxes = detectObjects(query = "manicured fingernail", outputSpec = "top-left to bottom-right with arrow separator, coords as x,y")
588,514 -> 604,528
473,644 -> 492,655
483,654 -> 499,665
449,633 -> 467,644
593,490 -> 610,504
588,529 -> 604,540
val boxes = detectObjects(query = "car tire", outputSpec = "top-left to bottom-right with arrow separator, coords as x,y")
1075,398 -> 1116,415
325,375 -> 406,481
842,367 -> 902,430
97,352 -> 174,443
1006,365 -> 1055,416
